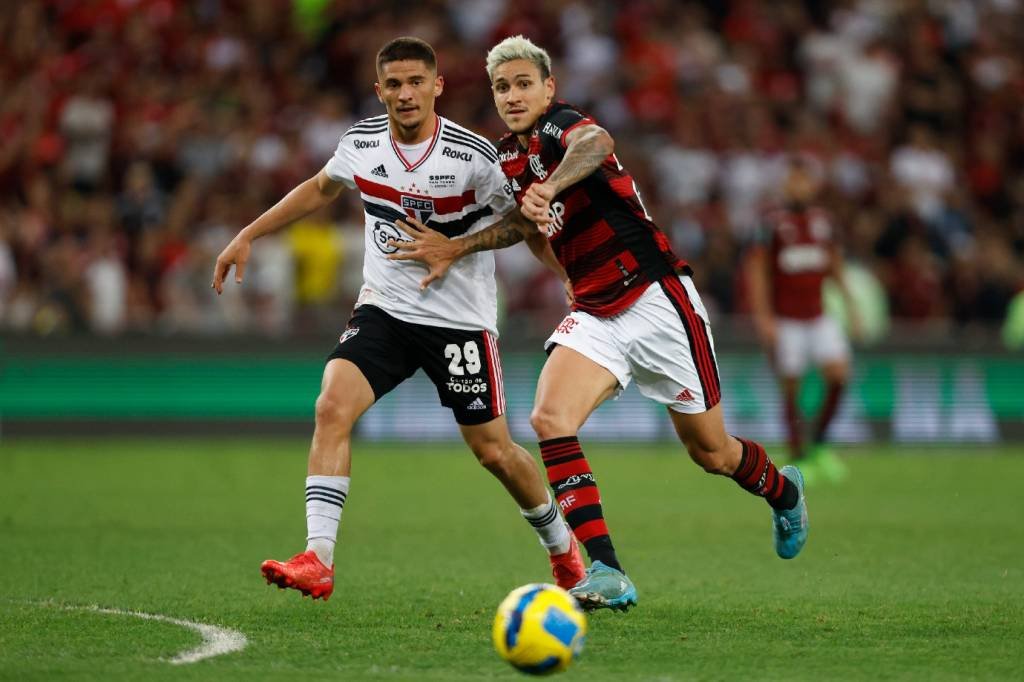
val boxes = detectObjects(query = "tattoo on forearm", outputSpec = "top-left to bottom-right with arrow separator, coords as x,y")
460,216 -> 525,254
547,129 -> 610,191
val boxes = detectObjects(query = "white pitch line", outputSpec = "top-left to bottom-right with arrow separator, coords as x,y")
63,604 -> 248,665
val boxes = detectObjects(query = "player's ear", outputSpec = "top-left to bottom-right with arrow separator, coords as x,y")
374,82 -> 383,103
545,76 -> 556,102
433,75 -> 444,97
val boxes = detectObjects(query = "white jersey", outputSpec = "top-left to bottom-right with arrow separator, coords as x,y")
324,113 -> 515,335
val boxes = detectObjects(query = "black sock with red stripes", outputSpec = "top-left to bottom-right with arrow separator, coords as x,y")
732,437 -> 799,510
539,436 -> 623,573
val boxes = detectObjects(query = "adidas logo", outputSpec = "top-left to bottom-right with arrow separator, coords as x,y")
675,388 -> 696,402
467,397 -> 487,410
371,164 -> 388,178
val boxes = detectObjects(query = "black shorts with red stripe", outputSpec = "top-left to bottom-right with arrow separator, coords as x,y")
327,304 -> 505,425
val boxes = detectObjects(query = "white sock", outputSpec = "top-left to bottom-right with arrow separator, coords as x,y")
305,475 -> 349,567
521,493 -> 572,555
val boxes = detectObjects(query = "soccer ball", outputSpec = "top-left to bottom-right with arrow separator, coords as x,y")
492,583 -> 587,675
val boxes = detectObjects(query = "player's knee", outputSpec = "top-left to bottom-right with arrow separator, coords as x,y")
314,392 -> 357,433
472,440 -> 514,475
529,405 -> 576,440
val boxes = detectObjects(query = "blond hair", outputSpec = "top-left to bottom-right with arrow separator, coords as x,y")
485,35 -> 552,81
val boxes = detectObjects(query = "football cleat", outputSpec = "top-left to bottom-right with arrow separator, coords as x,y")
261,550 -> 334,600
569,560 -> 638,612
773,465 -> 809,559
548,537 -> 586,590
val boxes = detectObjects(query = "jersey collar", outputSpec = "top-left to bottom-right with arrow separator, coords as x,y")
390,114 -> 441,172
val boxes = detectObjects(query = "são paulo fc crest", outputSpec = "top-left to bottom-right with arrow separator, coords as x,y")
401,195 -> 435,223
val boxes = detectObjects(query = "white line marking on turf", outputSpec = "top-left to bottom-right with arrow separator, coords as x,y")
62,604 -> 247,665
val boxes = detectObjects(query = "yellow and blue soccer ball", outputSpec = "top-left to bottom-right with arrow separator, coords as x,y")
492,583 -> 587,675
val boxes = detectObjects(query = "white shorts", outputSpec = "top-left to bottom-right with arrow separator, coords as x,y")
775,315 -> 850,377
544,275 -> 721,414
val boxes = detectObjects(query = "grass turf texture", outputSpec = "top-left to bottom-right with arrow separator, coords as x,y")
1,439 -> 1022,681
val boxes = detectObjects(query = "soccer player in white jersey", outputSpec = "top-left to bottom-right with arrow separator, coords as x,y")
211,37 -> 584,600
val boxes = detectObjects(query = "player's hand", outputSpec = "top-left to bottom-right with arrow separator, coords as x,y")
389,216 -> 456,290
211,235 -> 251,295
521,182 -> 556,229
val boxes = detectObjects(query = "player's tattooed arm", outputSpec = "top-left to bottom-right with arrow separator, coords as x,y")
459,209 -> 531,253
520,124 -> 614,226
546,124 -> 615,193
389,209 -> 533,289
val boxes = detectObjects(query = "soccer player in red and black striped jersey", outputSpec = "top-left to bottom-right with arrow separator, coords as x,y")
389,36 -> 810,611
748,157 -> 858,483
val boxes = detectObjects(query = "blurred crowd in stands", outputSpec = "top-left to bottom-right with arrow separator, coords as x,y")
1,0 -> 1023,342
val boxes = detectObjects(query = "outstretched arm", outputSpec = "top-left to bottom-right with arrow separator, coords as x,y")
389,206 -> 565,290
520,124 -> 614,226
212,168 -> 344,293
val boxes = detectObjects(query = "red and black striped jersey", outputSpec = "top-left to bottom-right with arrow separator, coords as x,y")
496,101 -> 689,317
759,205 -> 835,319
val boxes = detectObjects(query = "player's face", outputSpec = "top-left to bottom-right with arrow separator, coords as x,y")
375,60 -> 443,134
785,166 -> 821,204
491,60 -> 555,135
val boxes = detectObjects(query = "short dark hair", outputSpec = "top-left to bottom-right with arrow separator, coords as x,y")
376,37 -> 437,74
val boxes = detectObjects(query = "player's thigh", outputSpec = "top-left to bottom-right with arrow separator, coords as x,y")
417,325 -> 507,426
326,305 -> 419,405
626,275 -> 722,413
537,311 -> 627,429
459,414 -> 514,454
317,358 -> 376,428
775,318 -> 812,378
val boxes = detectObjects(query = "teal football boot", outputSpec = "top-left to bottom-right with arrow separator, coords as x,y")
568,561 -> 638,612
772,465 -> 808,559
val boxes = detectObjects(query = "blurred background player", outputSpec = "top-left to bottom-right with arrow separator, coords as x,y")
748,157 -> 859,484
390,35 -> 810,611
211,37 -> 583,600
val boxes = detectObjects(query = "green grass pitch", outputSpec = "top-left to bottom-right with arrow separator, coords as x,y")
1,438 -> 1022,680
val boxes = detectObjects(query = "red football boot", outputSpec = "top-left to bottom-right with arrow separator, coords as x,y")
549,538 -> 586,590
261,550 -> 334,600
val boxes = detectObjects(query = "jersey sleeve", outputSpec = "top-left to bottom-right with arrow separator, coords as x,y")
541,106 -> 597,151
474,156 -> 517,216
323,133 -> 358,189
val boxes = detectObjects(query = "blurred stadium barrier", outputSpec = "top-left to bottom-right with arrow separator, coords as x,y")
4,339 -> 1020,442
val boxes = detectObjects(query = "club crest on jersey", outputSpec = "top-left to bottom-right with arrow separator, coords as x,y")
528,154 -> 548,180
401,195 -> 435,223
